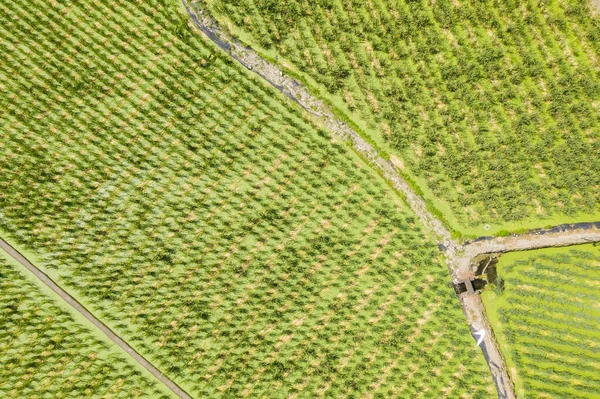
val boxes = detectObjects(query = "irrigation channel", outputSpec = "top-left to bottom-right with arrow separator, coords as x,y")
182,2 -> 600,397
0,238 -> 192,399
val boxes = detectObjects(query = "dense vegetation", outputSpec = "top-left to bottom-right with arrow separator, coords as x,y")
0,0 -> 494,397
482,245 -> 600,398
203,0 -> 600,228
0,251 -> 171,399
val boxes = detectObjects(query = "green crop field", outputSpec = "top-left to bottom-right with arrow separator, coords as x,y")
0,250 -> 172,399
202,0 -> 600,234
482,245 -> 600,398
0,0 -> 494,398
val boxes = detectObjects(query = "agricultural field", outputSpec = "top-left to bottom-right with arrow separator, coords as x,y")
0,0 -> 494,398
202,0 -> 600,234
482,245 -> 600,398
0,250 -> 171,399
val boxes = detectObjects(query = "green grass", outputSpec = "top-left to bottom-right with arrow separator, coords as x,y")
0,0 -> 494,397
0,249 -> 173,399
202,0 -> 600,232
482,245 -> 600,398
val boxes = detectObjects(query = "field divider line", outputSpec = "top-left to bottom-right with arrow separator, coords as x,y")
0,237 -> 193,399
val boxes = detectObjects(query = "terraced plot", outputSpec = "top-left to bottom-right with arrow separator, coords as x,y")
482,245 -> 600,398
202,0 -> 600,234
0,250 -> 172,399
0,0 -> 493,397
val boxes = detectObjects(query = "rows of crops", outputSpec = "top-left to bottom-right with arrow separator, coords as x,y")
482,245 -> 600,398
203,0 -> 600,229
0,250 -> 171,399
0,0 -> 494,397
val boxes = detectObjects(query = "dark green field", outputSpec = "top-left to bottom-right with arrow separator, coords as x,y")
203,0 -> 600,233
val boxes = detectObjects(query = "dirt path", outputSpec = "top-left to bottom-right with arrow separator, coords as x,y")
457,225 -> 600,280
183,2 -> 600,398
0,237 -> 192,399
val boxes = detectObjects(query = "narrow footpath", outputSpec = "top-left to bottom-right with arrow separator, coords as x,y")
0,237 -> 192,399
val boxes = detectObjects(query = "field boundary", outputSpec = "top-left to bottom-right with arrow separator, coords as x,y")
182,3 -> 600,398
0,237 -> 192,399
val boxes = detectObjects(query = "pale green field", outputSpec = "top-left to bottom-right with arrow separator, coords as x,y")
482,245 -> 600,398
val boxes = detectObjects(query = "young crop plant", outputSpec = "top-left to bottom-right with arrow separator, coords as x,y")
0,0 -> 494,397
482,245 -> 600,398
201,0 -> 600,234
0,250 -> 172,399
